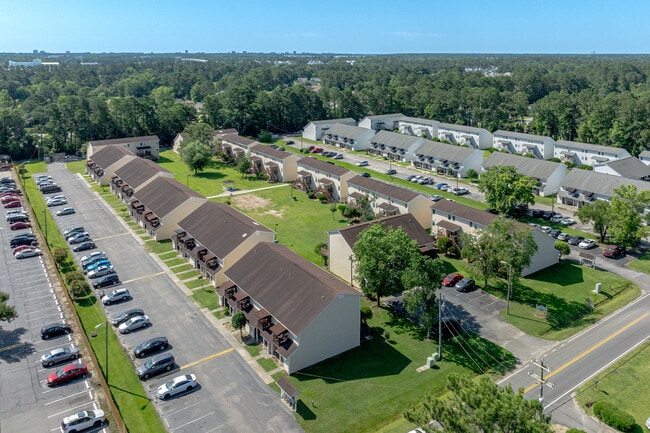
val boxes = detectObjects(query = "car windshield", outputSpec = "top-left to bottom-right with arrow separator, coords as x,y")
145,359 -> 153,369
142,340 -> 152,349
56,368 -> 66,378
164,379 -> 174,388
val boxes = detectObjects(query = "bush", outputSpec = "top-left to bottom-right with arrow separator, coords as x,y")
307,191 -> 315,199
64,271 -> 85,285
566,429 -> 587,433
593,401 -> 636,432
69,279 -> 90,300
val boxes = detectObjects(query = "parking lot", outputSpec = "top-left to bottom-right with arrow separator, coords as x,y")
5,164 -> 301,432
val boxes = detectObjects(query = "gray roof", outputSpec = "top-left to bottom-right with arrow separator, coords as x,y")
431,200 -> 497,228
398,116 -> 439,127
114,158 -> 170,189
483,152 -> 564,180
370,130 -> 421,150
133,177 -> 203,217
600,156 -> 650,180
90,145 -> 134,169
250,144 -> 295,161
561,169 -> 650,197
493,130 -> 553,143
225,242 -> 358,335
362,113 -> 404,121
555,140 -> 629,156
437,122 -> 489,135
639,150 -> 650,159
178,202 -> 271,259
413,140 -> 477,163
348,175 -> 421,203
323,123 -> 374,140
307,118 -> 356,126
335,214 -> 433,247
89,135 -> 159,146
297,157 -> 351,177
221,133 -> 258,148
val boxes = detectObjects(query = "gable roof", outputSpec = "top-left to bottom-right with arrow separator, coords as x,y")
297,157 -> 351,177
437,122 -> 488,135
89,145 -> 134,169
431,199 -> 498,227
561,168 -> 650,197
362,113 -> 404,121
307,118 -> 356,126
483,152 -> 563,180
213,129 -> 238,136
225,242 -> 358,335
323,123 -> 374,140
89,135 -> 159,146
639,150 -> 650,159
221,133 -> 258,148
250,143 -> 296,161
133,177 -> 203,217
555,140 -> 629,156
348,175 -> 420,203
398,116 -> 439,127
599,156 -> 650,180
493,130 -> 552,143
114,158 -> 170,189
178,202 -> 271,258
334,214 -> 432,247
370,130 -> 422,150
413,140 -> 478,163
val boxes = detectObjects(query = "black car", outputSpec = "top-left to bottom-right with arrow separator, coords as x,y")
136,352 -> 175,379
73,241 -> 96,252
455,277 -> 476,292
361,172 -> 371,178
134,336 -> 169,358
111,308 -> 145,326
92,274 -> 120,289
10,237 -> 37,248
531,209 -> 545,218
541,211 -> 555,220
41,323 -> 73,340
548,229 -> 561,238
568,235 -> 585,246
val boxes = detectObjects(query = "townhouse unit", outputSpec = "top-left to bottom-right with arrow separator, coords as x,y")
397,116 -> 439,139
593,156 -> 650,181
321,123 -> 376,151
358,113 -> 404,131
559,169 -> 650,208
346,175 -> 433,229
110,157 -> 174,201
295,157 -> 355,202
303,118 -> 357,141
87,135 -> 160,160
431,200 -> 558,277
437,122 -> 493,150
128,177 -> 206,240
492,130 -> 554,160
171,202 -> 275,286
220,133 -> 259,162
482,152 -> 567,196
367,130 -> 424,162
86,145 -> 136,184
412,139 -> 483,178
554,140 -> 631,167
639,150 -> 650,166
218,242 -> 360,374
173,128 -> 238,154
249,144 -> 300,182
328,214 -> 435,286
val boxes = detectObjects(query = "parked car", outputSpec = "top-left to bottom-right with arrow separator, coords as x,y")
10,237 -> 37,248
41,323 -> 73,340
46,198 -> 67,207
60,410 -> 105,432
454,187 -> 469,195
541,211 -> 555,220
136,352 -> 175,379
410,175 -> 422,182
13,245 -> 37,255
7,214 -> 28,224
455,277 -> 476,292
4,200 -> 21,208
417,177 -> 432,185
285,140 -> 294,145
41,346 -> 80,367
134,336 -> 169,358
312,147 -> 323,153
84,259 -> 111,272
578,239 -> 597,249
355,160 -> 369,167
528,223 -> 540,229
384,169 -> 397,175
92,273 -> 120,289
73,241 -> 96,252
557,232 -> 571,241
549,214 -> 564,223
87,266 -> 115,279
560,217 -> 576,226
118,315 -> 150,334
548,229 -> 562,238
9,221 -> 31,230
15,248 -> 41,259
47,363 -> 88,387
63,226 -> 85,237
111,308 -> 145,326
531,209 -> 545,218
333,153 -> 343,159
442,273 -> 464,287
568,236 -> 585,246
68,233 -> 92,244
56,207 -> 75,216
540,226 -> 552,234
434,183 -> 449,190
360,172 -> 371,178
81,251 -> 106,263
156,374 -> 198,400
430,194 -> 443,202
101,288 -> 130,305
603,245 -> 626,259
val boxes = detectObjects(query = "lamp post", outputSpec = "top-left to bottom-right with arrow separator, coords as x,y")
551,189 -> 557,214
500,260 -> 513,315
94,321 -> 109,383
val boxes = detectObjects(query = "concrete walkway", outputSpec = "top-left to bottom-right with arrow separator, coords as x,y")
206,182 -> 288,199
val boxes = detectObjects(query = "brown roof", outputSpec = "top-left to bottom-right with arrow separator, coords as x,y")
221,133 -> 258,148
431,200 -> 497,228
297,156 -> 351,177
133,177 -> 204,218
90,145 -> 134,169
89,135 -> 159,146
277,376 -> 300,398
251,144 -> 295,161
177,202 -> 272,259
348,175 -> 420,202
225,242 -> 358,335
114,158 -> 170,189
436,220 -> 461,233
335,214 -> 433,247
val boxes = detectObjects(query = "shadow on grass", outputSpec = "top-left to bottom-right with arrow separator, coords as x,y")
526,261 -> 585,286
512,282 -> 593,330
194,171 -> 227,181
444,333 -> 517,375
75,294 -> 99,307
296,399 -> 317,421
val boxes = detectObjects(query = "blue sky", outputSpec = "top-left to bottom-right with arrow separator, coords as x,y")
1,0 -> 649,54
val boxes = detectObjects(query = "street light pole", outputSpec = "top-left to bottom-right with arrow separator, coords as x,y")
500,261 -> 512,315
551,189 -> 557,214
94,321 -> 108,384
43,209 -> 48,246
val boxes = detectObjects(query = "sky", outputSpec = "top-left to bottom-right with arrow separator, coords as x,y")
1,0 -> 650,55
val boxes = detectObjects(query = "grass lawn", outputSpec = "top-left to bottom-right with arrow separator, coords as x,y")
257,357 -> 279,372
576,341 -> 650,429
158,251 -> 178,260
213,309 -> 226,320
169,263 -> 193,274
162,257 -> 186,267
626,252 -> 650,274
176,269 -> 201,280
190,287 -> 219,310
185,278 -> 207,289
286,299 -> 515,433
244,343 -> 261,358
143,239 -> 173,254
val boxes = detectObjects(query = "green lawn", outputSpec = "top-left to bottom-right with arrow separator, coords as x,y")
576,341 -> 650,429
158,251 -> 178,260
143,239 -> 173,254
244,343 -> 261,358
185,278 -> 207,289
257,357 -> 279,372
176,269 -> 201,280
163,257 -> 186,267
626,252 -> 650,274
169,263 -> 192,274
190,287 -> 219,310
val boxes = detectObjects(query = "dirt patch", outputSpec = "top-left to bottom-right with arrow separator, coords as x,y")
232,194 -> 271,211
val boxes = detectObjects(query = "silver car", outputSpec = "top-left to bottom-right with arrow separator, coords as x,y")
118,315 -> 150,334
156,374 -> 197,400
41,346 -> 80,367
87,265 -> 115,279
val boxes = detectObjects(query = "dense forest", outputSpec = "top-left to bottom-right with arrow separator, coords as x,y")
2,53 -> 650,160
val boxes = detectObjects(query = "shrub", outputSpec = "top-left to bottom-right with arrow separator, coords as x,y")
307,191 -> 315,199
69,279 -> 90,300
566,429 -> 587,433
53,248 -> 69,268
593,401 -> 635,432
65,271 -> 85,285
316,193 -> 326,202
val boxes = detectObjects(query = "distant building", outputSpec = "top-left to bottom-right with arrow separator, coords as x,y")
8,59 -> 42,67
321,124 -> 376,151
303,118 -> 357,141
559,169 -> 650,208
482,152 -> 567,196
437,123 -> 493,150
593,156 -> 650,181
358,113 -> 404,131
639,150 -> 650,166
554,140 -> 631,166
493,130 -> 554,160
87,136 -> 160,160
412,140 -> 484,178
367,130 -> 424,162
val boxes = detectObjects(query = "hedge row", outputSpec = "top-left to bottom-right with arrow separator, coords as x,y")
593,401 -> 636,432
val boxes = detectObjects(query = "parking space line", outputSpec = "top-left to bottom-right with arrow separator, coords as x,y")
47,399 -> 97,418
122,271 -> 166,284
165,401 -> 203,416
173,412 -> 216,430
44,389 -> 93,406
180,347 -> 235,370
27,307 -> 62,318
25,293 -> 58,302
93,232 -> 131,241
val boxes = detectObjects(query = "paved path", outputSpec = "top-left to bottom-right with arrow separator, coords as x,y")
207,182 -> 288,199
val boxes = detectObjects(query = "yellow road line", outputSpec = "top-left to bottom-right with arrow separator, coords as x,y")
524,313 -> 648,393
0,342 -> 26,353
122,271 -> 166,284
181,347 -> 235,369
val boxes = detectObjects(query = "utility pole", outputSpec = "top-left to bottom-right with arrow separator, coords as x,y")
528,358 -> 555,404
435,294 -> 443,361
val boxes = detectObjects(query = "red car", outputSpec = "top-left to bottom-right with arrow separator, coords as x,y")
46,362 -> 88,386
12,245 -> 36,255
4,200 -> 21,208
442,273 -> 464,287
0,192 -> 18,198
1,196 -> 19,204
312,147 -> 323,153
9,221 -> 31,230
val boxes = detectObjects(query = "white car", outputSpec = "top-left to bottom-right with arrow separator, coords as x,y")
118,315 -> 150,334
15,248 -> 41,259
156,374 -> 197,400
560,217 -> 576,226
40,346 -> 80,367
355,160 -> 368,167
81,251 -> 106,263
549,215 -> 564,223
60,410 -> 105,432
578,239 -> 596,249
540,226 -> 552,234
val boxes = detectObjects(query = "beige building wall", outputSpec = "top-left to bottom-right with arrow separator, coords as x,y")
328,232 -> 356,286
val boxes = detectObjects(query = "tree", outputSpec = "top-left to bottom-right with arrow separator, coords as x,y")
352,224 -> 426,308
183,122 -> 214,148
231,312 -> 247,339
181,140 -> 212,174
257,130 -> 272,143
69,279 -> 90,300
53,248 -> 68,269
478,165 -> 536,215
402,255 -> 445,339
576,199 -> 612,243
608,185 -> 650,247
461,217 -> 537,289
554,241 -> 570,259
329,203 -> 337,221
0,291 -> 18,324
236,154 -> 251,178
405,374 -> 552,433
465,168 -> 478,181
